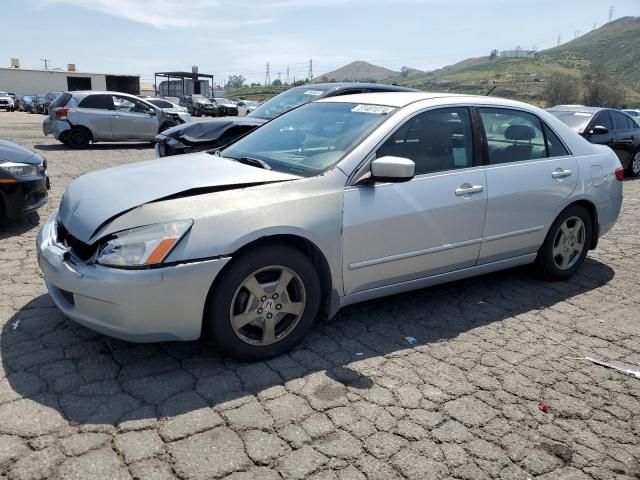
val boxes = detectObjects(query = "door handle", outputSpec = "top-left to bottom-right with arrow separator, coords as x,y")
455,184 -> 484,196
113,114 -> 119,118
551,168 -> 572,179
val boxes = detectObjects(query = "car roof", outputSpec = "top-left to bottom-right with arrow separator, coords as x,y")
304,82 -> 418,93
318,91 -> 483,108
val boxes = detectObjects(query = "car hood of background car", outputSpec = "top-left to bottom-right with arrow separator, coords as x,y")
58,153 -> 300,243
0,140 -> 41,165
162,117 -> 267,143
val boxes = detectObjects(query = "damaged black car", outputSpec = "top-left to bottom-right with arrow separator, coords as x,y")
154,82 -> 418,157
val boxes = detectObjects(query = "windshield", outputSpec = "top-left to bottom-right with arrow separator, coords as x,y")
222,101 -> 394,176
214,98 -> 232,103
548,111 -> 593,132
248,86 -> 331,120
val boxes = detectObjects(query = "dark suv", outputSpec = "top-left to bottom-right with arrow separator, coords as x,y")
156,82 -> 419,156
548,106 -> 640,177
178,95 -> 217,117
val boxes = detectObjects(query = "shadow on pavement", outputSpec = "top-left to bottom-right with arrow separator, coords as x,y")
0,258 -> 615,430
0,212 -> 40,238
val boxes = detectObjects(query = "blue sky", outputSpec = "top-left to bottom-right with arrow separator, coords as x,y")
1,0 -> 638,85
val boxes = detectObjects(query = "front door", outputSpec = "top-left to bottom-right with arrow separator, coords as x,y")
342,107 -> 487,295
110,95 -> 158,141
477,107 -> 578,264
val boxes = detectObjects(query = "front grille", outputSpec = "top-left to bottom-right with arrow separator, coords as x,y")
57,222 -> 98,261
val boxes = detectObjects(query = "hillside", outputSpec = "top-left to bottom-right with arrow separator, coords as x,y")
317,61 -> 399,82
394,16 -> 640,106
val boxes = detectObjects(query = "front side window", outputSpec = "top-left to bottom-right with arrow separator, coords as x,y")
222,102 -> 393,176
480,108 -> 547,164
112,96 -> 151,114
376,107 -> 474,175
591,111 -> 612,131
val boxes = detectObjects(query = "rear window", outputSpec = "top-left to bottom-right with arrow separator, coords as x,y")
548,110 -> 593,133
50,92 -> 72,109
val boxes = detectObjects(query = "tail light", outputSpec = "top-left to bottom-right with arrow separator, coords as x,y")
55,108 -> 69,120
615,167 -> 624,181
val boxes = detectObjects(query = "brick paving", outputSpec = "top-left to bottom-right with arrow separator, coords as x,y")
1,111 -> 639,479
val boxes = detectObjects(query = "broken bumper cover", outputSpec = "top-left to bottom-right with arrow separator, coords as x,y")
36,211 -> 231,342
42,117 -> 72,139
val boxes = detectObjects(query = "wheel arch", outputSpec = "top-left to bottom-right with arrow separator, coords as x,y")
555,199 -> 599,250
207,233 -> 336,324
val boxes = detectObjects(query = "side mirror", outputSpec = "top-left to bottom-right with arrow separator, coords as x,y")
588,125 -> 609,136
370,156 -> 415,182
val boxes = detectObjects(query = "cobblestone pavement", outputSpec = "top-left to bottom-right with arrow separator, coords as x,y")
1,111 -> 639,480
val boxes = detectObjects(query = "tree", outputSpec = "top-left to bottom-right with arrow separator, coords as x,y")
583,62 -> 626,108
226,75 -> 245,89
543,72 -> 580,107
272,79 -> 282,86
489,49 -> 499,58
400,66 -> 410,78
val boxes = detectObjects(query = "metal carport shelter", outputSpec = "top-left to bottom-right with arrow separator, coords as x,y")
153,70 -> 215,97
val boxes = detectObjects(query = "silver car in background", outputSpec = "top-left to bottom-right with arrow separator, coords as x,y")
43,91 -> 185,148
37,92 -> 623,360
143,97 -> 192,124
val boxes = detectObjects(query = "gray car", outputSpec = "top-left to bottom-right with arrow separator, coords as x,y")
37,92 -> 623,360
43,91 -> 183,148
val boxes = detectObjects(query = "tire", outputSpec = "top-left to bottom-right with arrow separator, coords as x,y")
67,127 -> 91,148
535,205 -> 592,281
193,108 -> 201,117
626,151 -> 640,178
204,244 -> 321,361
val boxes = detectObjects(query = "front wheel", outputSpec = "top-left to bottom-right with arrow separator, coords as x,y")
204,245 -> 321,361
535,205 -> 592,281
626,151 -> 640,178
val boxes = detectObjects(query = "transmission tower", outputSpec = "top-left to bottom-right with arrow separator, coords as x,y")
557,35 -> 561,47
593,22 -> 596,30
308,59 -> 313,83
574,30 -> 580,39
264,62 -> 271,86
609,5 -> 614,22
285,66 -> 290,85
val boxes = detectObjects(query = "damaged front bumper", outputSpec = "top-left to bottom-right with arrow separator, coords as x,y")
36,211 -> 231,342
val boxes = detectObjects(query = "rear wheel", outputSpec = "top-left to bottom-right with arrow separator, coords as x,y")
535,205 -> 592,280
67,127 -> 91,148
204,245 -> 321,361
626,151 -> 640,177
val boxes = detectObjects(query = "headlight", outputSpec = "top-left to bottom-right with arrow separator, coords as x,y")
0,162 -> 38,177
96,220 -> 192,267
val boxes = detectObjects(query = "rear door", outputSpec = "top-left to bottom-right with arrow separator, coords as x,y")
110,95 -> 159,141
478,107 -> 577,264
609,110 -> 636,170
74,94 -> 113,141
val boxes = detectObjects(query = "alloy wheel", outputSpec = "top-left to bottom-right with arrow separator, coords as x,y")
230,266 -> 306,346
552,216 -> 586,270
632,152 -> 640,176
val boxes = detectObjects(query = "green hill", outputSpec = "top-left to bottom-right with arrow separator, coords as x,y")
394,16 -> 640,106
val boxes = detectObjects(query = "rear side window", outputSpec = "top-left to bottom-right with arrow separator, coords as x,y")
480,108 -> 547,164
50,92 -> 71,109
78,94 -> 112,110
611,111 -> 630,131
543,124 -> 569,157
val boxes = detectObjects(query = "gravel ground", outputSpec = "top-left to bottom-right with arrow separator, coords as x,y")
1,111 -> 639,480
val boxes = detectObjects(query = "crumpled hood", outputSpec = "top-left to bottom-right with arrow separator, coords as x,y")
58,152 -> 299,243
162,117 -> 266,143
0,140 -> 40,164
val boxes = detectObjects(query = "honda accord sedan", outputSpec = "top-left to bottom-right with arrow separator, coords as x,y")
37,93 -> 623,360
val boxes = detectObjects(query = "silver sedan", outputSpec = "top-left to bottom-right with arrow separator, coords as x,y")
37,92 -> 623,360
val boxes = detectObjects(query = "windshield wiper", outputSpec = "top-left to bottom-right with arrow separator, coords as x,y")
231,156 -> 271,170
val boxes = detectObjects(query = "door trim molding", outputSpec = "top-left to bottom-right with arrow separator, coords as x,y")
348,237 -> 483,271
483,225 -> 544,243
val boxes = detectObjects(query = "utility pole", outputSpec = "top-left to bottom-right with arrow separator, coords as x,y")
308,59 -> 313,83
609,5 -> 614,22
285,66 -> 290,85
557,34 -> 561,47
40,57 -> 50,70
277,72 -> 281,82
264,62 -> 271,86
593,22 -> 596,30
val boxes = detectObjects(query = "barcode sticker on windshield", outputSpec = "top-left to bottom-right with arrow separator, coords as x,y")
351,104 -> 394,114
304,90 -> 324,96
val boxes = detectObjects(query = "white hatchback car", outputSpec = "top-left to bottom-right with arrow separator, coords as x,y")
38,92 -> 623,360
